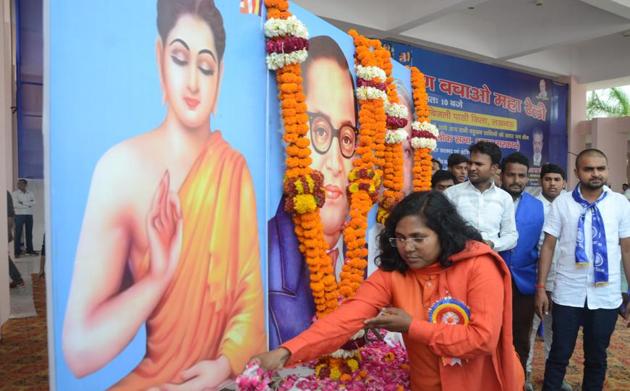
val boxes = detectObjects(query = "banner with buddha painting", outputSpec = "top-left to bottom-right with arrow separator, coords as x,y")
48,1 -> 268,389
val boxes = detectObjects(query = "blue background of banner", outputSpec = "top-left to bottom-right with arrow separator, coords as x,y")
383,41 -> 568,185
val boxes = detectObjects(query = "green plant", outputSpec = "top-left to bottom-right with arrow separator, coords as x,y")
587,87 -> 630,119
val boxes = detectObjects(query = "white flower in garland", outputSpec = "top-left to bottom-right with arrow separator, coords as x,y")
266,50 -> 308,70
385,102 -> 408,119
264,15 -> 309,39
356,65 -> 386,82
410,121 -> 439,151
356,86 -> 387,101
385,129 -> 408,144
410,137 -> 437,150
411,121 -> 439,138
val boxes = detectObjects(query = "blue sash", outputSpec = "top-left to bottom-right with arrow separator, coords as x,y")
571,186 -> 608,285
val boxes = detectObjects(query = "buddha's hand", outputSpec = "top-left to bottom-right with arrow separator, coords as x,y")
152,356 -> 231,391
364,307 -> 412,333
147,171 -> 183,286
249,347 -> 291,371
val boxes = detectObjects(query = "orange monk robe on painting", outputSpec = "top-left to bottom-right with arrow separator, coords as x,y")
113,132 -> 266,390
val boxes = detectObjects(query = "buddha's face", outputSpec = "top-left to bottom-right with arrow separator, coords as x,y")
304,57 -> 356,242
158,14 -> 221,129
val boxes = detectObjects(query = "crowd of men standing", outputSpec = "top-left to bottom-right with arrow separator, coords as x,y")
430,141 -> 630,391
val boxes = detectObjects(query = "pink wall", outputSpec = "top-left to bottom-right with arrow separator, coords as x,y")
591,117 -> 630,191
0,0 -> 14,334
567,77 -> 587,188
567,77 -> 630,191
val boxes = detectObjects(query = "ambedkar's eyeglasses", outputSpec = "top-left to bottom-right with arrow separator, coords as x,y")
307,111 -> 357,159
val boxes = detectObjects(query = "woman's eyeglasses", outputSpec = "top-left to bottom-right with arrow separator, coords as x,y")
388,237 -> 424,248
307,112 -> 357,159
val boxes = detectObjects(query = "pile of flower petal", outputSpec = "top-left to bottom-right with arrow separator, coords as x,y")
237,340 -> 410,391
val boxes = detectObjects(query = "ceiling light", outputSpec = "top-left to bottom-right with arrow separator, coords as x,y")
468,6 -> 475,10
536,0 -> 543,6
623,30 -> 630,37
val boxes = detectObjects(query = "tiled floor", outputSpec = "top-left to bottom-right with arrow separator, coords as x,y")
1,273 -> 48,390
1,272 -> 629,390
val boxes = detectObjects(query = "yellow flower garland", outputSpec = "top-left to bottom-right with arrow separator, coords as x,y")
340,30 -> 389,299
410,67 -> 436,191
265,0 -> 337,316
377,51 -> 406,224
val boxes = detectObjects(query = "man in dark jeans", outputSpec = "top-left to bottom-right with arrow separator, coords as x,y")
12,179 -> 36,256
536,149 -> 630,390
7,191 -> 24,288
498,152 -> 544,391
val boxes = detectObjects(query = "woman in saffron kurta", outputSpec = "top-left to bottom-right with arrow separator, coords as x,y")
253,191 -> 524,390
62,1 -> 265,389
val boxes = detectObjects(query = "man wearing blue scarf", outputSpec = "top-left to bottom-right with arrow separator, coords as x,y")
536,149 -> 630,391
499,152 -> 544,390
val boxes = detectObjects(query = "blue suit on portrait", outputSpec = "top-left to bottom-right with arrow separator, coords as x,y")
268,198 -> 316,349
500,192 -> 544,295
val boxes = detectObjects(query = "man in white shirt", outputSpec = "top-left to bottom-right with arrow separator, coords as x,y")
526,163 -> 571,391
444,141 -> 517,252
12,179 -> 36,256
536,149 -> 630,390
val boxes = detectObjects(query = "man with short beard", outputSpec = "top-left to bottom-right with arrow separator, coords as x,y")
498,152 -> 544,390
536,149 -> 630,390
444,141 -> 517,252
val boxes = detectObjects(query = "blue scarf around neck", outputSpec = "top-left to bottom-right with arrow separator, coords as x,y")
571,185 -> 608,286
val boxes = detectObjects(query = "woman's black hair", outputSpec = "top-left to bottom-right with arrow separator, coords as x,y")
157,0 -> 226,63
376,191 -> 482,273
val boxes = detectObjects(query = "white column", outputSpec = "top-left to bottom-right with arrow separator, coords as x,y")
0,0 -> 14,334
591,117 -> 630,192
567,76 -> 588,188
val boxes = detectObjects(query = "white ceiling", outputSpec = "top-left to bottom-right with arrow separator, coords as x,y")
294,0 -> 630,89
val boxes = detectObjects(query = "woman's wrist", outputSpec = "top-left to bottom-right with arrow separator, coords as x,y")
277,347 -> 291,364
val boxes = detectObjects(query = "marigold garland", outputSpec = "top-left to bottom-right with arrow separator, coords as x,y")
264,0 -> 338,316
410,67 -> 439,191
259,4 -> 421,387
377,51 -> 407,224
338,30 -> 389,299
